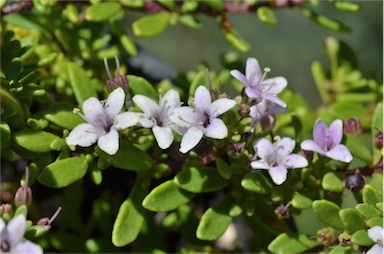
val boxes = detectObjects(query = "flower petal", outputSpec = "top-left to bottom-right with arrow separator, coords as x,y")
284,154 -> 308,169
113,112 -> 140,130
132,94 -> 159,117
326,144 -> 353,163
300,140 -> 326,155
230,70 -> 249,87
162,89 -> 181,110
368,226 -> 384,243
105,87 -> 125,121
246,58 -> 261,84
7,215 -> 26,247
269,166 -> 288,185
193,86 -> 212,114
313,119 -> 328,150
179,127 -> 203,153
170,107 -> 198,128
262,94 -> 287,108
245,86 -> 261,99
211,98 -> 236,117
82,97 -> 106,127
275,137 -> 295,158
66,123 -> 100,147
0,218 -> 5,233
98,129 -> 119,155
204,118 -> 228,139
153,126 -> 174,149
367,244 -> 383,254
254,138 -> 274,161
328,119 -> 343,147
250,160 -> 270,170
13,240 -> 43,254
261,77 -> 287,94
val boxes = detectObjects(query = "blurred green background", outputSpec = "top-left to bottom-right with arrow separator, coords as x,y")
125,1 -> 383,109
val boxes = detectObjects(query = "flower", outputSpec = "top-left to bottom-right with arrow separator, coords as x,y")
230,57 -> 287,107
66,87 -> 139,155
249,99 -> 285,128
250,137 -> 308,185
367,226 -> 383,254
300,119 -> 353,163
0,215 -> 43,254
132,89 -> 181,149
170,86 -> 236,153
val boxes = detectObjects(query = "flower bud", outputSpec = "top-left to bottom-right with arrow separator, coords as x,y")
14,167 -> 32,207
260,114 -> 276,133
344,170 -> 365,192
317,228 -> 336,246
374,129 -> 383,149
37,207 -> 62,231
274,201 -> 291,219
338,232 -> 351,246
299,149 -> 314,162
0,204 -> 13,216
104,56 -> 129,92
343,117 -> 362,136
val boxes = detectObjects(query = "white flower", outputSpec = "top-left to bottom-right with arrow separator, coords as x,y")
0,215 -> 43,254
132,89 -> 181,149
66,87 -> 139,155
230,57 -> 287,107
170,86 -> 236,153
367,226 -> 383,254
251,137 -> 308,185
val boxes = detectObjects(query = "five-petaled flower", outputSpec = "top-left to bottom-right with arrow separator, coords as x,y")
66,87 -> 139,155
300,119 -> 353,163
367,226 -> 383,254
132,89 -> 181,149
0,215 -> 43,254
230,57 -> 287,107
170,86 -> 236,153
250,137 -> 308,185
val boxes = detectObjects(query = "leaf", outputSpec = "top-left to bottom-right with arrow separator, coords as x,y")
96,140 -> 152,171
345,136 -> 372,163
291,191 -> 313,210
179,15 -> 202,29
142,180 -> 195,212
14,130 -> 60,153
334,1 -> 360,12
112,177 -> 149,247
311,61 -> 328,102
322,172 -> 344,192
38,156 -> 88,188
111,21 -> 137,56
351,230 -> 374,246
328,246 -> 351,254
42,103 -> 84,130
268,233 -> 319,254
313,200 -> 344,229
132,12 -> 170,37
201,0 -> 224,11
196,195 -> 236,240
0,87 -> 24,119
222,29 -> 250,52
339,208 -> 367,233
257,7 -> 277,26
67,62 -> 97,105
175,165 -> 230,193
241,172 -> 272,194
355,204 -> 381,220
215,158 -> 232,179
85,2 -> 121,22
366,217 -> 383,228
362,185 -> 380,206
128,75 -> 158,99
300,6 -> 351,32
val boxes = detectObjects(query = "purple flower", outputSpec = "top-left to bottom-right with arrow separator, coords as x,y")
0,215 -> 43,254
170,86 -> 236,153
230,57 -> 287,107
301,119 -> 353,163
132,89 -> 181,149
249,99 -> 286,128
251,137 -> 308,185
66,87 -> 140,155
367,226 -> 383,254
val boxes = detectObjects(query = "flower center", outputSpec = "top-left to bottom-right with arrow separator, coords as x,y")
201,112 -> 211,128
1,240 -> 11,252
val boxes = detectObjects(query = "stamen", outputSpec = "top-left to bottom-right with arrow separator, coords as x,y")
48,207 -> 62,224
255,67 -> 271,88
206,68 -> 213,91
103,58 -> 113,81
24,166 -> 29,188
114,55 -> 121,76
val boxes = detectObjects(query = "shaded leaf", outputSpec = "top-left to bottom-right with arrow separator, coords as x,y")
313,200 -> 344,229
241,171 -> 272,194
268,233 -> 319,254
339,208 -> 367,233
14,130 -> 60,153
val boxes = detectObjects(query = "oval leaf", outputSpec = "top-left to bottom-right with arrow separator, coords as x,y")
14,130 -> 60,152
351,230 -> 374,246
42,103 -> 84,130
291,191 -> 313,210
132,12 -> 169,37
241,171 -> 272,194
339,208 -> 367,233
142,180 -> 195,212
128,75 -> 157,99
268,233 -> 319,254
362,185 -> 380,206
322,172 -> 344,192
257,7 -> 277,26
355,204 -> 381,220
313,200 -> 344,229
215,158 -> 232,179
38,156 -> 88,188
345,136 -> 372,163
175,165 -> 230,193
86,2 -> 121,22
67,62 -> 97,105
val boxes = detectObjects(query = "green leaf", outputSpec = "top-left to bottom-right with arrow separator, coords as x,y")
175,165 -> 230,193
366,217 -> 383,228
196,195 -> 236,240
292,191 -> 313,210
345,136 -> 372,163
112,177 -> 149,247
339,208 -> 367,233
322,172 -> 344,192
67,62 -> 97,105
157,0 -> 175,10
241,172 -> 272,194
300,6 -> 351,32
179,15 -> 202,29
222,29 -> 250,52
14,130 -> 60,153
268,233 -> 319,254
313,200 -> 344,229
85,2 -> 121,22
111,21 -> 137,56
96,140 -> 152,171
42,103 -> 84,130
334,1 -> 360,12
257,7 -> 277,26
0,122 -> 11,142
311,62 -> 328,103
371,103 -> 383,164
201,0 -> 224,11
38,156 -> 88,188
362,185 -> 380,206
128,75 -> 157,99
355,204 -> 381,220
329,246 -> 351,254
215,158 -> 232,179
0,87 -> 24,119
351,230 -> 374,246
142,180 -> 195,212
132,12 -> 170,37
120,0 -> 143,8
